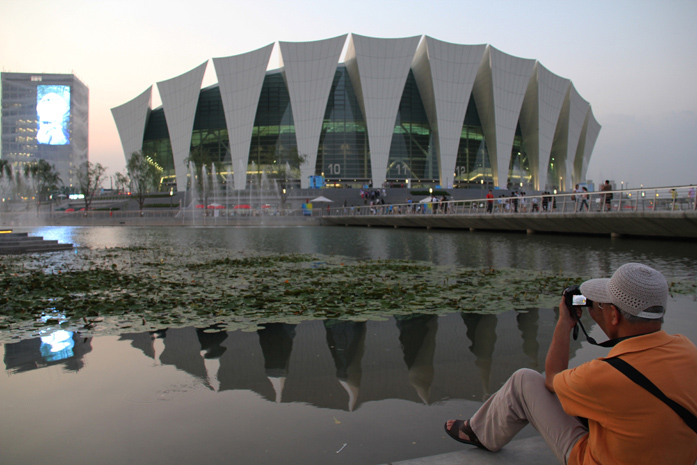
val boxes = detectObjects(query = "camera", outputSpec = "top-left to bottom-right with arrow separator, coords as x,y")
563,285 -> 592,309
563,285 -> 593,341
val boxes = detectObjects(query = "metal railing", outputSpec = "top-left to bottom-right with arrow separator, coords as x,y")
1,185 -> 694,225
321,185 -> 697,217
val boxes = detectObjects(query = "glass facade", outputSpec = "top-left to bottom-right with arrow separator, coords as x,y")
454,95 -> 489,187
249,72 -> 296,173
142,102 -> 172,184
141,66 -> 537,190
317,67 -> 368,181
386,70 -> 434,183
508,128 -> 531,190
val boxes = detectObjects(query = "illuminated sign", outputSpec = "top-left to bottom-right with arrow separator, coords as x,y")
36,85 -> 71,145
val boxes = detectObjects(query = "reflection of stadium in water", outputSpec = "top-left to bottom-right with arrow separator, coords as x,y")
2,310 -> 586,408
23,309 -> 588,410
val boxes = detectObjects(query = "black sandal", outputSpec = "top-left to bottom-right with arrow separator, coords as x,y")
444,419 -> 490,451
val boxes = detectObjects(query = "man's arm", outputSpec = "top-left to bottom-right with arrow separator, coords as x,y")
545,297 -> 580,393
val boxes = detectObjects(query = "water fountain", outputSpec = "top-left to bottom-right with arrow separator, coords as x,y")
0,176 -> 13,209
183,160 -> 288,220
186,162 -> 197,209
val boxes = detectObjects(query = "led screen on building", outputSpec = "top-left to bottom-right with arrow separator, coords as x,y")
36,85 -> 71,145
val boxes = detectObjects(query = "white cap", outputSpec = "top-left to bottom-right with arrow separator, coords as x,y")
580,263 -> 668,319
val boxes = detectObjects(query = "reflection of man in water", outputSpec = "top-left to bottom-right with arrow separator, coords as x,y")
36,93 -> 69,145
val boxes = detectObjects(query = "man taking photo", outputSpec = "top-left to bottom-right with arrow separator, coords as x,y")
445,263 -> 697,464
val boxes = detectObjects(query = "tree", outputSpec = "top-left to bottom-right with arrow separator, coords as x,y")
126,151 -> 160,211
268,146 -> 306,210
75,161 -> 106,211
267,147 -> 307,195
23,160 -> 62,205
0,160 -> 12,180
267,146 -> 306,183
0,160 -> 13,209
114,171 -> 130,194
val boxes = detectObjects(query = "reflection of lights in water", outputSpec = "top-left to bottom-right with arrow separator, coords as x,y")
40,330 -> 75,362
38,311 -> 68,324
29,227 -> 75,247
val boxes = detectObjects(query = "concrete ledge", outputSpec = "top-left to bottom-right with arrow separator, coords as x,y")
386,436 -> 557,465
322,211 -> 697,239
0,231 -> 73,255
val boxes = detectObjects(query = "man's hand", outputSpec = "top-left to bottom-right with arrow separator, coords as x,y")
544,297 -> 578,393
559,295 -> 582,331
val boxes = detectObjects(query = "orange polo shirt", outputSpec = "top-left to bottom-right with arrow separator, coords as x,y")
554,331 -> 697,465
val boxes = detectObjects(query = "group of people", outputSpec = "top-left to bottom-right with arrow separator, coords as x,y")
444,263 -> 697,464
485,190 -> 557,213
359,188 -> 387,205
572,184 -> 591,211
353,182 -> 695,217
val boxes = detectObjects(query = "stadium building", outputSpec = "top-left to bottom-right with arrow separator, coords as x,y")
112,34 -> 600,192
1,72 -> 89,188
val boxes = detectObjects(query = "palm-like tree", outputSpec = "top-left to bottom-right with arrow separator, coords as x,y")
75,161 -> 106,211
0,159 -> 12,179
23,160 -> 62,206
127,151 -> 161,210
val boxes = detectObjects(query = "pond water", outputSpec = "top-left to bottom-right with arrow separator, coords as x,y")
2,226 -> 696,465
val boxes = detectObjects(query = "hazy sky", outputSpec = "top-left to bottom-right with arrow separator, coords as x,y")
2,0 -> 696,188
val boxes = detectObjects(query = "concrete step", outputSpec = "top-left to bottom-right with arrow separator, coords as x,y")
0,238 -> 47,246
385,436 -> 557,465
0,232 -> 30,240
0,231 -> 73,255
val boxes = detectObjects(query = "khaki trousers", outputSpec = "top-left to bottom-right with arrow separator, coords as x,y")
470,368 -> 588,465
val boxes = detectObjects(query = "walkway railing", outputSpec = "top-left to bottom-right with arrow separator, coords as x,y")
322,185 -> 697,217
1,185 -> 695,225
